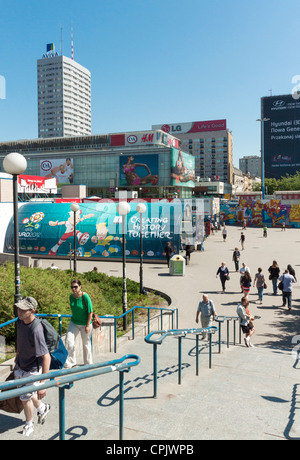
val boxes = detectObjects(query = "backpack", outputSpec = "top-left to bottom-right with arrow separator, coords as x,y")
29,318 -> 68,370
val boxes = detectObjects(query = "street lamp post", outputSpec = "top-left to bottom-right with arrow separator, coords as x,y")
3,152 -> 27,332
136,203 -> 147,294
257,117 -> 270,200
117,201 -> 131,330
70,202 -> 80,272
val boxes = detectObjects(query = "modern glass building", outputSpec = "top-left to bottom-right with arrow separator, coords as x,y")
0,130 -> 195,199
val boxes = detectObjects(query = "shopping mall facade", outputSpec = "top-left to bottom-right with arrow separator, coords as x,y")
0,130 -> 196,199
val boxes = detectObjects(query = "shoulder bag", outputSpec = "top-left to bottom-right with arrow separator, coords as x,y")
82,294 -> 102,330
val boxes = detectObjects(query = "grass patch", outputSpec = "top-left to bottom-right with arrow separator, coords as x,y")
0,263 -> 168,348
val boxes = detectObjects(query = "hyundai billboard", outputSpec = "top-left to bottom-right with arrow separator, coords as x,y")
262,94 -> 300,178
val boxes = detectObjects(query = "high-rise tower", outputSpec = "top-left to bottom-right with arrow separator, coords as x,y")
37,44 -> 91,138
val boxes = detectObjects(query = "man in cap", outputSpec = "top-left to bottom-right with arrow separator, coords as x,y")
14,296 -> 51,436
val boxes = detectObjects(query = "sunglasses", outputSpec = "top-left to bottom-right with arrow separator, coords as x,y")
71,285 -> 79,289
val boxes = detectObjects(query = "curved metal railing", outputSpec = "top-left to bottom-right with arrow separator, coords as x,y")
145,326 -> 218,398
0,305 -> 178,354
0,354 -> 140,440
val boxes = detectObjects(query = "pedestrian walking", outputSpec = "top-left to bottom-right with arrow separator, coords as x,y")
195,294 -> 216,340
253,267 -> 266,304
239,263 -> 250,292
263,226 -> 267,237
185,244 -> 192,265
236,297 -> 255,348
164,241 -> 173,268
232,247 -> 240,272
65,279 -> 93,368
268,260 -> 280,295
222,225 -> 227,242
281,222 -> 286,231
216,262 -> 229,293
279,269 -> 296,311
240,232 -> 245,250
14,296 -> 51,436
287,264 -> 297,281
241,270 -> 252,298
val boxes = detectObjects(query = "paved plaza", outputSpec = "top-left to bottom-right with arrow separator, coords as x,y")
1,225 -> 300,440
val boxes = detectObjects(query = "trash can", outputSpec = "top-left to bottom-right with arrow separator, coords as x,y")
169,254 -> 185,276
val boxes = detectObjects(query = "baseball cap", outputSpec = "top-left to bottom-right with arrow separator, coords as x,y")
15,296 -> 38,311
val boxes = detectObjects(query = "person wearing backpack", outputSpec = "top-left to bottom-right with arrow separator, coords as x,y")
14,296 -> 51,437
65,279 -> 93,368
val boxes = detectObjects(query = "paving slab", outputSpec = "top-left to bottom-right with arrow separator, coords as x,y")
1,226 -> 300,441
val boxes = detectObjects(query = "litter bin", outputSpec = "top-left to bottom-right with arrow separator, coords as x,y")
169,254 -> 185,276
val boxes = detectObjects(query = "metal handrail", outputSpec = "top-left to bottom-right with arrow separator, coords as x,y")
145,326 -> 218,398
215,315 -> 261,352
0,305 -> 179,353
0,354 -> 140,440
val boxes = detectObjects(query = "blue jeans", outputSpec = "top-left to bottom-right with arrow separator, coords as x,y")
257,286 -> 264,301
282,291 -> 292,309
272,278 -> 278,294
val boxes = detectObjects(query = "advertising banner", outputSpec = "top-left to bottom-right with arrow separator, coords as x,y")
262,95 -> 300,179
4,201 -> 182,261
40,158 -> 74,185
171,149 -> 195,187
18,175 -> 57,194
120,154 -> 159,187
153,119 -> 227,135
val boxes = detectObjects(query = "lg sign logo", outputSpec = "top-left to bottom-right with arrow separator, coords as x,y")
161,124 -> 182,133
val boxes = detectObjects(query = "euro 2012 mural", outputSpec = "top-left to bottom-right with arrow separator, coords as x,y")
4,202 -> 182,260
220,197 -> 300,228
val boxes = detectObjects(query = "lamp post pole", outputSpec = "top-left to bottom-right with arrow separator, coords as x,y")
3,152 -> 27,346
117,202 -> 131,330
257,117 -> 270,200
70,203 -> 80,272
136,203 -> 147,294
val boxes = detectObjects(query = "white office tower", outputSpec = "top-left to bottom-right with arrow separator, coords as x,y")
37,45 -> 91,138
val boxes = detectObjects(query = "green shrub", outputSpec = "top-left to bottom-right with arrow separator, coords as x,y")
0,263 -> 166,345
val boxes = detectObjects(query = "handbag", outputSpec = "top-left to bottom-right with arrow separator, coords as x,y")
82,294 -> 102,330
264,283 -> 267,289
0,371 -> 24,414
278,280 -> 283,291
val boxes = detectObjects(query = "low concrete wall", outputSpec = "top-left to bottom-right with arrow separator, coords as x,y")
0,253 -> 42,268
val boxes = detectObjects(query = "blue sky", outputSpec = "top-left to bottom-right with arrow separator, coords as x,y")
0,0 -> 299,166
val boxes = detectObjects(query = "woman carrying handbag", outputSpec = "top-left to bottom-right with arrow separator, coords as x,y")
65,279 -> 94,368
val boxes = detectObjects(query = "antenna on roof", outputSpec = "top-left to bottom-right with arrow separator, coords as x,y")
60,27 -> 63,56
71,24 -> 74,60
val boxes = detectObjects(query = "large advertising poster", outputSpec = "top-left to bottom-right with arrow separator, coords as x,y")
262,95 -> 300,179
40,158 -> 74,185
4,201 -> 182,261
119,154 -> 159,186
18,175 -> 57,194
171,149 -> 195,187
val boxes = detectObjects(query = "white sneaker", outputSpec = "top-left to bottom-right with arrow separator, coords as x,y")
244,337 -> 250,347
22,423 -> 34,437
249,342 -> 256,348
38,404 -> 51,425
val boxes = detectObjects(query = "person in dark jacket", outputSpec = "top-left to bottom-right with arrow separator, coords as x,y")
268,260 -> 280,295
216,262 -> 229,293
232,247 -> 240,272
164,242 -> 173,267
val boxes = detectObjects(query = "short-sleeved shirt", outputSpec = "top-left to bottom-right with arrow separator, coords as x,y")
69,293 -> 93,326
197,300 -> 215,317
279,274 -> 296,292
16,318 -> 49,372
